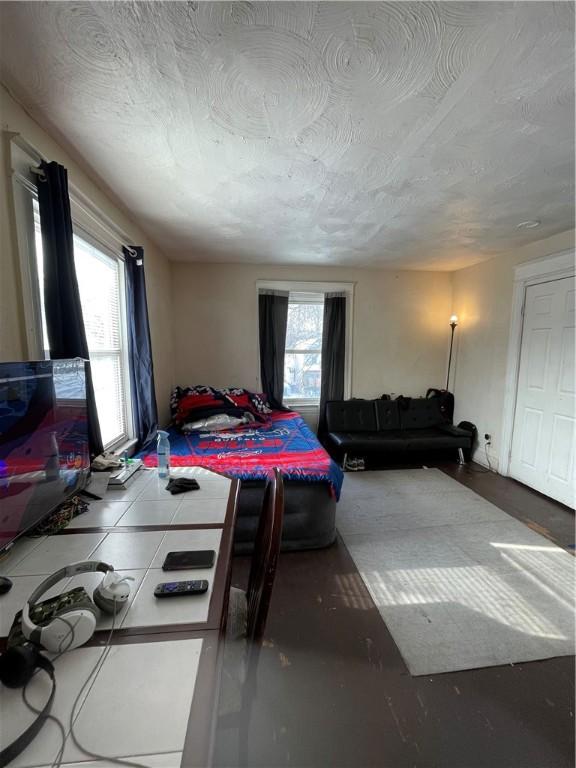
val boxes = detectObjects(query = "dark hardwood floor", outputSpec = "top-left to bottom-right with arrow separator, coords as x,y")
440,462 -> 574,551
214,465 -> 575,768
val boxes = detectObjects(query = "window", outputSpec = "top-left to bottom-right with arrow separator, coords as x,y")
256,280 -> 354,408
283,293 -> 324,402
72,235 -> 129,449
31,198 -> 131,449
10,137 -> 133,452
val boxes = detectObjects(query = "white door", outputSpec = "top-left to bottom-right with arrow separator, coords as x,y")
509,277 -> 575,507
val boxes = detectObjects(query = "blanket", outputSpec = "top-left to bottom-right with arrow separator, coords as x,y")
138,411 -> 344,500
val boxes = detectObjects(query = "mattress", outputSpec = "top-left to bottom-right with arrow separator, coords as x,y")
234,479 -> 337,553
137,410 -> 344,500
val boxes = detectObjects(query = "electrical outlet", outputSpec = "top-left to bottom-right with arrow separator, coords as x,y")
484,433 -> 491,443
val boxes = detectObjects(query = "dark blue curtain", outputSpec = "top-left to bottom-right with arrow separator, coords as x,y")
37,161 -> 104,458
123,246 -> 158,450
318,293 -> 346,438
258,290 -> 289,410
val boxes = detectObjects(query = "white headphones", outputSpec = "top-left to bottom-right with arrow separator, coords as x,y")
22,561 -> 134,653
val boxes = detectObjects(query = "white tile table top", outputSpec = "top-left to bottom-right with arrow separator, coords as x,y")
115,500 -> 182,526
171,498 -> 227,525
106,467 -> 230,497
133,475 -> 230,502
150,529 -> 222,569
0,644 -> 105,768
1,527 -> 223,635
0,468 -> 231,638
122,567 -> 215,628
63,639 -> 202,763
0,535 -> 45,575
121,529 -> 223,628
0,639 -> 202,768
100,468 -> 156,502
89,530 -> 166,570
0,469 -> 231,767
66,501 -> 132,529
6,533 -> 107,577
73,467 -> 232,527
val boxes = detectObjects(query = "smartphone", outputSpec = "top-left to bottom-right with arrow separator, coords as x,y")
162,550 -> 216,571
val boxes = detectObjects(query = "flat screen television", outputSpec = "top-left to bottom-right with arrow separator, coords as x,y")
0,358 -> 90,554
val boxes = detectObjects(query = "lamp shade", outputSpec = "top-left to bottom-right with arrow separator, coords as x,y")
450,314 -> 458,326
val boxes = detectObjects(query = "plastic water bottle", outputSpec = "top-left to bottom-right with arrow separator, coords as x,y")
157,430 -> 170,478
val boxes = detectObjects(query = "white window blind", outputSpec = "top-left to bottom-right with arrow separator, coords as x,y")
32,198 -> 130,449
283,293 -> 324,402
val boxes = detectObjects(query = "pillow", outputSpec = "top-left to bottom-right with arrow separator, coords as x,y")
170,385 -> 224,426
176,392 -> 226,423
170,385 -> 273,429
170,385 -> 213,420
182,414 -> 251,433
220,388 -> 272,419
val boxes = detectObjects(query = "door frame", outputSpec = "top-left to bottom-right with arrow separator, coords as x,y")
500,248 -> 575,477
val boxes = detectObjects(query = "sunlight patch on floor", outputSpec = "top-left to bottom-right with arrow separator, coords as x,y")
363,564 -> 569,641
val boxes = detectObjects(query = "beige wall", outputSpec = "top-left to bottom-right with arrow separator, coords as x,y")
171,262 -> 453,403
451,229 -> 575,469
0,85 -> 174,425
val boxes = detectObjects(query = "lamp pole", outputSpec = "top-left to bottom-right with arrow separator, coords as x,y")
446,316 -> 458,391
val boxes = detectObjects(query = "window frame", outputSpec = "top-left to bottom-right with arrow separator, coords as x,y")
256,280 -> 355,408
10,138 -> 45,359
9,135 -> 135,453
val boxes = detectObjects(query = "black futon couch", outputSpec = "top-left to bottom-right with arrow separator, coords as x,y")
325,398 -> 474,465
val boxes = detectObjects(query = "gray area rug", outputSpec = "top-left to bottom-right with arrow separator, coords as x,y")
338,469 -> 575,676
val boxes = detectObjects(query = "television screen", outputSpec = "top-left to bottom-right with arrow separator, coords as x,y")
0,359 -> 90,553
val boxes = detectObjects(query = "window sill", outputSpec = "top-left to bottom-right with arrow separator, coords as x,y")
109,437 -> 138,457
285,401 -> 320,410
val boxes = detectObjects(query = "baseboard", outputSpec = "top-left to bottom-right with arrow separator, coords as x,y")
471,447 -> 499,473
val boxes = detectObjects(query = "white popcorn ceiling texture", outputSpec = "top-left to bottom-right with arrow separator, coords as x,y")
0,1 -> 573,269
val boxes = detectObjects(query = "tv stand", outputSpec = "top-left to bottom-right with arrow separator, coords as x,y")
79,488 -> 102,501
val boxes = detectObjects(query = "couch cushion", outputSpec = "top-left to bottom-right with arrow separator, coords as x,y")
329,427 -> 471,453
398,398 -> 444,430
375,400 -> 401,431
326,401 -> 377,433
402,428 -> 471,450
328,431 -> 406,452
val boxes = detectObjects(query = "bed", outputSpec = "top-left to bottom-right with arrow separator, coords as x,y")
138,408 -> 343,553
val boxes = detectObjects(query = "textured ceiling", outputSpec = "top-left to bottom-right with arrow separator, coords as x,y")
0,1 -> 574,269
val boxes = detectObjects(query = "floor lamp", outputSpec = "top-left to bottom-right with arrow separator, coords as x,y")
446,315 -> 458,391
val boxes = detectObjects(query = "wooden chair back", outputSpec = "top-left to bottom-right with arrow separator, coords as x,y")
245,468 -> 284,645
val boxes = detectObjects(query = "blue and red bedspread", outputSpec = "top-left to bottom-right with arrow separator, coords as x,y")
138,411 -> 344,500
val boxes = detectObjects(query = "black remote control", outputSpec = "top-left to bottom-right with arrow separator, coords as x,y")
154,580 -> 209,598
